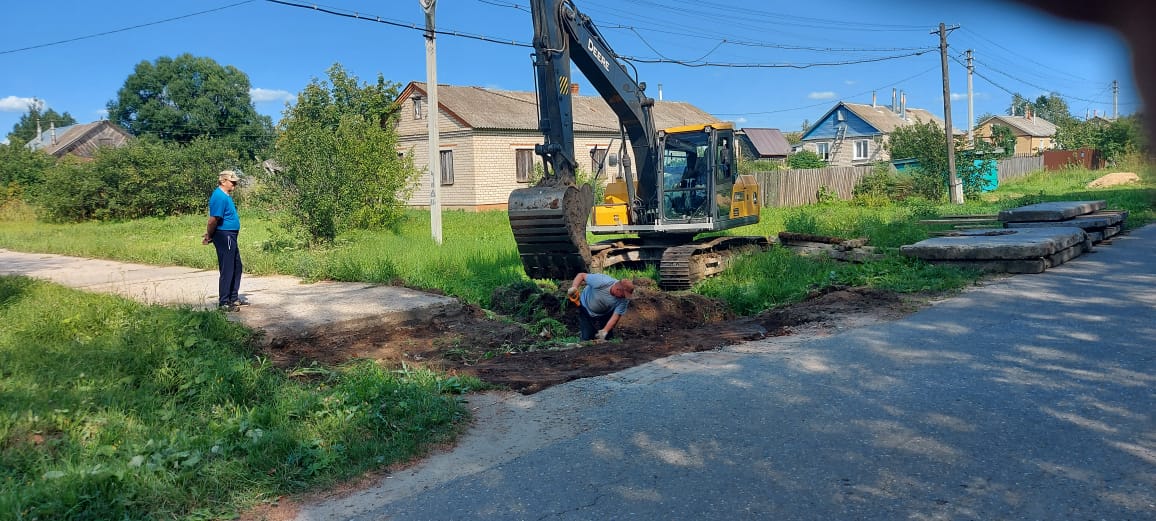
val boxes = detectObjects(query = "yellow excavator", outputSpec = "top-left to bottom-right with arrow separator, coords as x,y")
508,0 -> 768,290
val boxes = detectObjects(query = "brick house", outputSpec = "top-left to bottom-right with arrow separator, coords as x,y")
973,109 -> 1057,155
395,81 -> 719,211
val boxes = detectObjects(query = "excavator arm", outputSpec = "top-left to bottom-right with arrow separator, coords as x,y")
509,0 -> 662,280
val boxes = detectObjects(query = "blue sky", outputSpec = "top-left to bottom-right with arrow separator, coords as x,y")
0,0 -> 1141,144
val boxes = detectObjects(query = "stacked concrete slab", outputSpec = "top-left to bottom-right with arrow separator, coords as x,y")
901,201 -> 1126,274
999,200 -> 1126,244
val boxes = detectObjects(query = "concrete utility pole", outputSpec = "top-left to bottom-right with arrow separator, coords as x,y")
966,49 -> 974,148
1112,79 -> 1119,119
420,0 -> 442,244
936,23 -> 964,204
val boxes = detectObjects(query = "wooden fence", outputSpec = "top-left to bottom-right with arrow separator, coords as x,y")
753,166 -> 874,207
996,155 -> 1044,183
751,155 -> 1046,208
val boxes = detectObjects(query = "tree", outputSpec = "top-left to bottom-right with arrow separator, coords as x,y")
271,64 -> 418,244
890,121 -> 991,200
6,100 -> 77,145
106,54 -> 273,158
889,121 -> 949,200
787,149 -> 825,169
988,124 -> 1016,157
0,143 -> 53,202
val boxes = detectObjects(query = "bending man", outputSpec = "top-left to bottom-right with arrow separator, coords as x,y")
568,273 -> 634,341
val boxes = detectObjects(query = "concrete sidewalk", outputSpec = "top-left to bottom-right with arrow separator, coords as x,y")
0,249 -> 462,344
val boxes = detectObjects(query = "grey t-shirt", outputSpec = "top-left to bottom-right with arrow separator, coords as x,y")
580,273 -> 629,317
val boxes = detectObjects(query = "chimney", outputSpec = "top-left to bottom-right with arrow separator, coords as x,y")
872,90 -> 876,108
1026,106 -> 1032,120
900,92 -> 907,121
658,83 -> 663,101
891,88 -> 897,111
50,121 -> 57,145
570,83 -> 579,96
36,117 -> 42,138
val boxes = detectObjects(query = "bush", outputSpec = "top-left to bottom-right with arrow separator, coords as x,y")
33,138 -> 249,222
853,162 -> 915,204
0,144 -> 53,203
788,150 -> 825,169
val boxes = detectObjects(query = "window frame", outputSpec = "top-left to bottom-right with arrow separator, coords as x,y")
439,149 -> 454,186
815,142 -> 830,161
515,148 -> 534,183
853,139 -> 869,160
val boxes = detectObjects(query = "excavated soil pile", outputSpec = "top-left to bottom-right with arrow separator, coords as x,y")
267,283 -> 923,394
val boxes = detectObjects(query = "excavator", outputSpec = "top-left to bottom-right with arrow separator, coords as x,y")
508,0 -> 768,290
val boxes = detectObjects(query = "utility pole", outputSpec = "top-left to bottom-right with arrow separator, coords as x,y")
966,49 -> 974,148
936,23 -> 963,204
1112,79 -> 1118,119
420,0 -> 442,244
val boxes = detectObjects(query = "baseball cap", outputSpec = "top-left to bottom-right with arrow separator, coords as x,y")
218,170 -> 241,182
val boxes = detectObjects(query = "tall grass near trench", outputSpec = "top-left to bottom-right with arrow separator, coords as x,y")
0,276 -> 478,520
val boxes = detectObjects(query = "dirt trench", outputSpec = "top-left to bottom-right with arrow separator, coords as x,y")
266,281 -> 928,394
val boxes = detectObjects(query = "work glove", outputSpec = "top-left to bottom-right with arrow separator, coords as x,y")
567,286 -> 579,298
595,329 -> 608,341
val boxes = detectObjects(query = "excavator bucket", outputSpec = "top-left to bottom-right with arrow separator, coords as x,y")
508,181 -> 594,280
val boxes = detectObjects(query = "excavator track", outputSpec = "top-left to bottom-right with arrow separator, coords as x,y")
508,182 -> 594,280
658,236 -> 771,290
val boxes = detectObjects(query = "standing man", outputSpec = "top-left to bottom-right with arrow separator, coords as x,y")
568,272 -> 634,341
203,170 -> 244,312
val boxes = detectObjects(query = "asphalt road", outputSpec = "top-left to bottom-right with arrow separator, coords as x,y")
297,224 -> 1155,521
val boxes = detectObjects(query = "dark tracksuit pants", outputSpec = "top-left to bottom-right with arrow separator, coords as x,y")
212,229 -> 242,306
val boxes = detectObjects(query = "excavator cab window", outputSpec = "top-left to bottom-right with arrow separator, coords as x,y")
661,131 -> 711,221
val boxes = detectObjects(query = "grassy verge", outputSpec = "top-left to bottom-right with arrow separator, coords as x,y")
0,164 -> 1152,313
0,277 -> 482,520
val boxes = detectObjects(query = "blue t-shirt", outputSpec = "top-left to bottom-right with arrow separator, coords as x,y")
580,273 -> 629,317
208,187 -> 240,231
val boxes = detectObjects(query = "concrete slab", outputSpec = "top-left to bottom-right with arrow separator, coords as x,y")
0,249 -> 462,346
998,200 -> 1105,222
900,227 -> 1088,261
1004,210 -> 1126,230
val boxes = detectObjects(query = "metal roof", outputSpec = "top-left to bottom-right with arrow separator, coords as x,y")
740,127 -> 790,157
978,115 -> 1058,137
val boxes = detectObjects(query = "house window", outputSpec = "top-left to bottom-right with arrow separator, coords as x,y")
439,150 -> 454,185
589,147 -> 608,173
413,96 -> 424,120
854,139 -> 869,160
516,149 -> 534,183
815,142 -> 830,161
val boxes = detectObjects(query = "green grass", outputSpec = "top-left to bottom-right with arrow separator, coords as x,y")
0,277 -> 482,520
0,163 -> 1152,314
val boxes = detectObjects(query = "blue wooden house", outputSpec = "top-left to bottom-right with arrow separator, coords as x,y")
799,100 -> 951,167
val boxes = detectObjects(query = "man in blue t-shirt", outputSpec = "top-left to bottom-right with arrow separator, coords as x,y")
202,170 -> 244,311
567,272 -> 634,341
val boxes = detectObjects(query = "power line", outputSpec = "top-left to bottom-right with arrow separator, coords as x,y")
622,49 -> 935,69
0,1 -> 256,56
270,0 -> 936,70
712,64 -> 941,116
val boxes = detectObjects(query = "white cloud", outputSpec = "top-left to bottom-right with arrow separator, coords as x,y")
950,92 -> 967,101
808,91 -> 836,100
0,96 -> 40,112
844,80 -> 857,86
734,117 -> 748,124
250,88 -> 294,104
